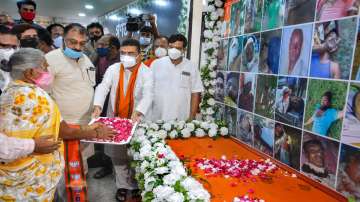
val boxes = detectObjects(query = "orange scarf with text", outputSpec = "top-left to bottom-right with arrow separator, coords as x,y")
114,63 -> 141,118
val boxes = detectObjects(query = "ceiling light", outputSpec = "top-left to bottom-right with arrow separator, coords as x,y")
129,8 -> 141,15
109,14 -> 122,21
155,0 -> 168,7
85,4 -> 94,10
78,13 -> 86,17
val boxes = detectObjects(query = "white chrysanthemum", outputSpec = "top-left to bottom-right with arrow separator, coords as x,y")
207,5 -> 215,12
155,166 -> 169,175
162,123 -> 172,131
169,130 -> 178,139
220,127 -> 228,136
163,173 -> 181,186
208,128 -> 217,137
150,123 -> 160,131
144,176 -> 156,192
210,11 -> 219,21
181,177 -> 202,190
217,8 -> 224,17
157,129 -> 167,139
188,188 -> 211,201
140,161 -> 150,173
207,98 -> 216,106
206,107 -> 214,115
209,89 -> 215,95
153,185 -> 175,200
200,122 -> 210,130
215,0 -> 223,7
177,121 -> 186,130
195,128 -> 206,138
185,123 -> 195,132
181,128 -> 191,138
167,192 -> 185,202
135,128 -> 146,136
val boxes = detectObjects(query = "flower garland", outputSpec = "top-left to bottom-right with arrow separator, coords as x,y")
129,120 -> 228,202
200,0 -> 225,121
177,0 -> 190,36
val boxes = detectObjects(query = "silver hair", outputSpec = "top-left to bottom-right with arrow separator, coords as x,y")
8,48 -> 45,80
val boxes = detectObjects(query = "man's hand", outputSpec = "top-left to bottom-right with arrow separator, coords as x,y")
92,105 -> 102,119
131,111 -> 144,123
93,123 -> 116,140
33,135 -> 61,154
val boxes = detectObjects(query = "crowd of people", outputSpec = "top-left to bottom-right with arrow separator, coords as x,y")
0,0 -> 203,201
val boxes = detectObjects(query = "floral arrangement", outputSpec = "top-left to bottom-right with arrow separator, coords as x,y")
200,0 -> 225,121
92,117 -> 133,143
177,0 -> 190,36
129,120 -> 228,202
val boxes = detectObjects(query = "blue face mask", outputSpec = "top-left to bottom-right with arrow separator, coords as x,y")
97,47 -> 109,57
63,46 -> 82,59
139,36 -> 151,46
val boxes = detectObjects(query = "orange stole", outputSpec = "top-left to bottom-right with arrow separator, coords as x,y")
64,125 -> 88,202
144,57 -> 156,67
114,63 -> 141,118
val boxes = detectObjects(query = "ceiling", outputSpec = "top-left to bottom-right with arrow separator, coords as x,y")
0,0 -> 135,24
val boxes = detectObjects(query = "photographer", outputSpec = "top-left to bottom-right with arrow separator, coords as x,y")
126,14 -> 159,62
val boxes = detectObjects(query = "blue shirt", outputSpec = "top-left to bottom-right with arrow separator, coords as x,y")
312,104 -> 338,136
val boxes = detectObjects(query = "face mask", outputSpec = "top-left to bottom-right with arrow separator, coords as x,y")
32,70 -> 53,90
20,38 -> 39,48
53,36 -> 63,48
97,47 -> 109,57
20,11 -> 36,21
168,48 -> 182,60
91,35 -> 102,42
0,48 -> 15,61
120,55 -> 137,69
154,47 -> 167,58
139,37 -> 151,46
63,46 -> 83,59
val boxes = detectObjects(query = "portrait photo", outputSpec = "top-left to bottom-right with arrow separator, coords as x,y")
225,72 -> 240,107
254,115 -> 275,157
228,36 -> 243,71
217,39 -> 229,71
229,1 -> 245,36
301,132 -> 340,188
215,103 -> 226,121
316,0 -> 360,22
259,29 -> 282,74
237,73 -> 256,112
304,79 -> 347,140
275,76 -> 307,128
336,143 -> 360,201
262,0 -> 286,30
244,0 -> 263,33
255,75 -> 278,119
274,123 -> 302,170
351,20 -> 360,81
341,82 -> 360,148
215,72 -> 225,102
284,0 -> 317,25
310,17 -> 357,80
241,34 -> 260,73
226,106 -> 238,136
279,24 -> 313,76
236,109 -> 254,146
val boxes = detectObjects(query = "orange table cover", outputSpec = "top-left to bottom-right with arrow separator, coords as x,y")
167,137 -> 346,202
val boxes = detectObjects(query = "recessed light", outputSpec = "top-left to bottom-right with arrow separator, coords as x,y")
85,4 -> 94,10
155,0 -> 168,7
78,13 -> 86,17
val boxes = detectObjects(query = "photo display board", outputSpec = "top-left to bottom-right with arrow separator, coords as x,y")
215,0 -> 360,200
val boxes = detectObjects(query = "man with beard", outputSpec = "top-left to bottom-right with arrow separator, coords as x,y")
305,91 -> 344,136
301,139 -> 335,187
84,22 -> 104,64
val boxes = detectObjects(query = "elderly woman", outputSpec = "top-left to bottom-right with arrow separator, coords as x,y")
0,48 -> 114,201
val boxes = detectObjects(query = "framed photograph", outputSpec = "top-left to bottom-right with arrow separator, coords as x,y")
316,0 -> 360,22
351,19 -> 360,81
244,0 -> 264,33
259,29 -> 282,74
226,105 -> 238,136
215,103 -> 226,121
237,73 -> 256,112
262,0 -> 286,30
284,0 -> 317,25
215,72 -> 226,102
255,74 -> 278,119
228,36 -> 243,71
230,1 -> 245,36
241,34 -> 260,73
254,115 -> 275,157
225,72 -> 240,107
217,39 -> 229,71
236,109 -> 254,146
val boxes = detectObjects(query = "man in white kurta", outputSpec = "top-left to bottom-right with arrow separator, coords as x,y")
92,39 -> 153,200
150,34 -> 204,121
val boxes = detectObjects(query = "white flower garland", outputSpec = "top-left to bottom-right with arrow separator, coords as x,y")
129,120 -> 228,202
200,0 -> 225,121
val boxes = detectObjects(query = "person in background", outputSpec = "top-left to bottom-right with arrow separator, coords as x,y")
305,91 -> 344,136
238,81 -> 254,112
337,150 -> 360,200
215,72 -> 225,102
92,39 -> 153,201
0,12 -> 15,29
0,25 -> 19,94
92,34 -> 120,180
286,28 -> 306,76
85,22 -> 104,64
12,23 -> 39,49
15,0 -> 42,29
45,23 -> 96,201
302,139 -> 335,187
274,123 -> 292,166
242,37 -> 258,72
46,23 -> 64,48
37,28 -> 54,53
0,48 -> 114,201
276,86 -> 291,113
151,34 -> 204,121
144,35 -> 168,66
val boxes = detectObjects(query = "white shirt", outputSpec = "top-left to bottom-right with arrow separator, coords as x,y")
46,49 -> 95,125
0,69 -> 11,92
93,62 -> 153,119
0,133 -> 35,163
150,56 -> 204,121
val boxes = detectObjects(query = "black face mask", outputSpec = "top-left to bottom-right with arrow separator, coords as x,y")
90,35 -> 102,42
20,38 -> 39,48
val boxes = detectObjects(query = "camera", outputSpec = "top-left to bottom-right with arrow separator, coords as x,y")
126,14 -> 151,32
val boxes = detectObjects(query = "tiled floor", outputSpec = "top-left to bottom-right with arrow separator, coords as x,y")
87,168 -> 117,202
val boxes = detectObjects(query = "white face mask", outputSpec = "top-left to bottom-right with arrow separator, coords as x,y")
140,37 -> 152,46
53,36 -> 63,48
120,55 -> 137,68
154,47 -> 167,58
168,48 -> 182,60
0,48 -> 15,61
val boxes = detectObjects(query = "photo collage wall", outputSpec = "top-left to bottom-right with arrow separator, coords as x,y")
214,0 -> 360,200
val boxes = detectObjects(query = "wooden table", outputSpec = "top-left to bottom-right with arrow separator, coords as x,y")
167,137 -> 346,202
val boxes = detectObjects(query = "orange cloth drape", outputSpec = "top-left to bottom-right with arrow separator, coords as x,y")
144,58 -> 156,67
114,63 -> 140,118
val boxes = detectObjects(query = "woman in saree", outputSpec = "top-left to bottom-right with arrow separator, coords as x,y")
0,48 -> 115,201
